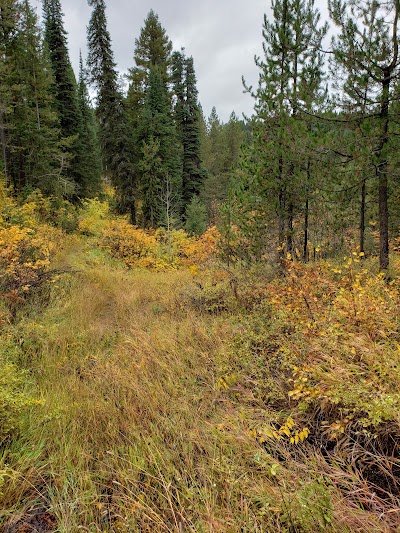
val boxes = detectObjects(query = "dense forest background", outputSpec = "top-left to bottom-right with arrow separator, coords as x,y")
2,0 -> 400,271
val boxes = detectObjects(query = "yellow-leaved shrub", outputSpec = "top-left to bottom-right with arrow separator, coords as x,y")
0,181 -> 64,316
100,218 -> 220,271
78,197 -> 110,236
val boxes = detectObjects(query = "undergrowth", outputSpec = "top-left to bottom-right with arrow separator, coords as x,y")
1,189 -> 400,531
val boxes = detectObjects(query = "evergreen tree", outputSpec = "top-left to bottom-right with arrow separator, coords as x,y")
87,0 -> 135,221
126,10 -> 172,121
0,0 -> 61,194
329,0 -> 400,273
235,0 -> 327,261
172,50 -> 205,213
76,52 -> 101,197
43,0 -> 83,194
0,0 -> 18,183
200,108 -> 246,223
185,196 -> 207,235
136,67 -> 181,228
203,107 -> 224,176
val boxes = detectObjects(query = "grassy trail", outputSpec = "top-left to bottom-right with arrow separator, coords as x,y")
1,238 -> 253,532
1,238 -> 396,532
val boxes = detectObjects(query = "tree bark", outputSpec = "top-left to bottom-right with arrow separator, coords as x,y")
360,176 -> 366,256
287,199 -> 294,255
0,94 -> 8,185
303,159 -> 310,262
377,68 -> 391,273
377,0 -> 399,274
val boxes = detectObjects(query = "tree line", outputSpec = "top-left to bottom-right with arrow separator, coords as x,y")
231,0 -> 400,274
0,0 -> 246,233
1,0 -> 399,272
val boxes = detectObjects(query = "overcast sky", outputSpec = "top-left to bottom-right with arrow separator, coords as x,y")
31,0 -> 329,122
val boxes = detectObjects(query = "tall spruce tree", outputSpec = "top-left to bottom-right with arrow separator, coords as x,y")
200,109 -> 246,224
43,0 -> 83,195
87,0 -> 135,222
0,0 -> 61,194
76,52 -> 101,197
136,67 -> 182,228
172,50 -> 205,213
0,0 -> 18,183
126,10 -> 172,122
127,11 -> 180,227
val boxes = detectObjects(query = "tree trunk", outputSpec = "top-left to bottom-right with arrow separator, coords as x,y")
287,199 -> 294,255
277,154 -> 285,267
360,176 -> 366,256
0,95 -> 8,185
130,199 -> 136,225
377,68 -> 390,273
303,159 -> 310,262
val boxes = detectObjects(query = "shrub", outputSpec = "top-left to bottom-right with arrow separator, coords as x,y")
0,184 -> 65,317
78,198 -> 110,236
100,219 -> 220,271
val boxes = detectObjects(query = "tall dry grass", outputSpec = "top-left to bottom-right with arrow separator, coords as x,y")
1,240 -> 398,532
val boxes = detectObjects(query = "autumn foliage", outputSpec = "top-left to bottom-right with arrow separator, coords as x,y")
100,218 -> 220,270
268,253 -> 400,438
0,183 -> 65,317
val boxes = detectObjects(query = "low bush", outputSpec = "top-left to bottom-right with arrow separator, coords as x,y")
100,218 -> 220,271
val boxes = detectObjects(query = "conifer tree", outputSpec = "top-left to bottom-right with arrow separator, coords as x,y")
76,53 -> 101,197
87,0 -> 135,221
204,107 -> 224,176
329,0 -> 400,273
127,11 -> 180,227
200,109 -> 246,223
172,50 -> 205,213
0,0 -> 18,183
0,0 -> 61,194
43,0 -> 79,139
185,196 -> 207,235
136,67 -> 181,228
235,0 -> 327,261
126,10 -> 172,121
43,0 -> 83,194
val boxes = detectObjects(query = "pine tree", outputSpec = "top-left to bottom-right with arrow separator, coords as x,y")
236,0 -> 327,261
185,196 -> 207,235
87,0 -> 135,222
172,51 -> 205,213
200,109 -> 246,223
43,0 -> 83,194
0,0 -> 18,183
329,0 -> 400,273
201,107 -> 223,177
136,67 -> 181,228
0,0 -> 61,194
138,138 -> 162,228
75,52 -> 101,197
126,10 -> 172,121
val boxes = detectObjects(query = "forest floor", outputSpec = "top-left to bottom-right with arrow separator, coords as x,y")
1,234 -> 400,532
